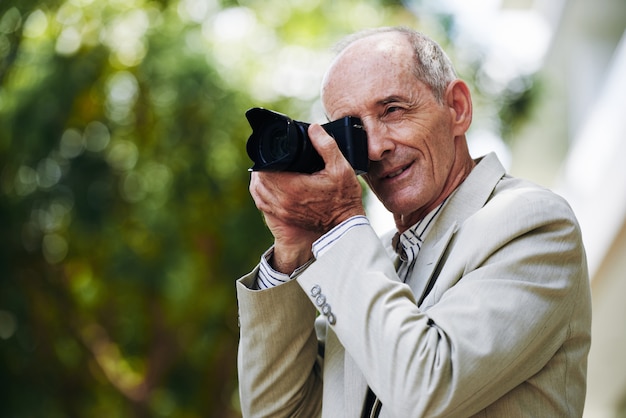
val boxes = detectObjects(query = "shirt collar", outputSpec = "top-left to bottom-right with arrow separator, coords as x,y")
392,199 -> 447,263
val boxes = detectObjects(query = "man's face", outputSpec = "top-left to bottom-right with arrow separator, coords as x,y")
322,33 -> 461,223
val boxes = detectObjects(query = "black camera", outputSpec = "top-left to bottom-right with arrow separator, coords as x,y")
245,107 -> 368,174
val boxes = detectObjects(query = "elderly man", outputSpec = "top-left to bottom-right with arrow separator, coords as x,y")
236,27 -> 591,417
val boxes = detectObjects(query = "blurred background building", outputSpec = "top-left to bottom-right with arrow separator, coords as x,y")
510,0 -> 626,416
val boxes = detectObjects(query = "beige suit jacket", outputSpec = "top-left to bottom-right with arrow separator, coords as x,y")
237,153 -> 591,417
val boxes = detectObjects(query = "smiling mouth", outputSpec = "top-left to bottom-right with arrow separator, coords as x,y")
385,163 -> 412,179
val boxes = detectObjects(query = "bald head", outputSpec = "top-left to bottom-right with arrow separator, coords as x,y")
322,27 -> 457,111
321,32 -> 417,118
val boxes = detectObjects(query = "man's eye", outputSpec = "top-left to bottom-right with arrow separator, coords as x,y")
384,106 -> 403,116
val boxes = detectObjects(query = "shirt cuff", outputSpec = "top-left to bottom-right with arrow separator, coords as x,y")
254,215 -> 370,290
254,247 -> 313,290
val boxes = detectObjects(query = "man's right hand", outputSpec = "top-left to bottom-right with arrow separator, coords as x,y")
248,124 -> 366,274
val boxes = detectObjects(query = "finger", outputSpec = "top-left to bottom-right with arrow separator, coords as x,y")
248,172 -> 267,211
308,124 -> 350,171
249,172 -> 278,213
249,171 -> 293,215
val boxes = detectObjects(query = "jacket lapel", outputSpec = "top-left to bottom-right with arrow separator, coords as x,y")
409,222 -> 458,306
404,153 -> 506,307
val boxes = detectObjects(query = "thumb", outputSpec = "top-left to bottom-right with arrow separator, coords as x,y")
308,124 -> 345,168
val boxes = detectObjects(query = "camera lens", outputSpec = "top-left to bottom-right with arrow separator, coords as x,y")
245,107 -> 325,173
260,125 -> 291,163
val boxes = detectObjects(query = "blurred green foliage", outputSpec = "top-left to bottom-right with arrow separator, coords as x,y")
0,0 -> 425,416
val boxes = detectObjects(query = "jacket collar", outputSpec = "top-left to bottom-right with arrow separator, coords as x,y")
426,152 -> 505,242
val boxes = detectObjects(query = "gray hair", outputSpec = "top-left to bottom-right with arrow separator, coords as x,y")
333,27 -> 457,103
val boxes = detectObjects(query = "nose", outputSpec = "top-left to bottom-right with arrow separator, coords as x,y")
363,119 -> 394,162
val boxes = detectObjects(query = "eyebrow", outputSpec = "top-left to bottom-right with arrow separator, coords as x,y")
377,95 -> 411,106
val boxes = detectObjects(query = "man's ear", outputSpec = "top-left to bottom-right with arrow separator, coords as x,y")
445,79 -> 473,136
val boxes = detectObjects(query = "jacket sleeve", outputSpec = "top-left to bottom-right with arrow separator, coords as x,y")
295,188 -> 590,417
236,269 -> 323,418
